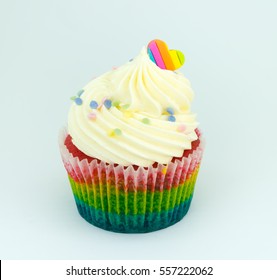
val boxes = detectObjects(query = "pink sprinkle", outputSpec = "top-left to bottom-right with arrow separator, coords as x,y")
177,124 -> 186,132
99,97 -> 107,108
97,97 -> 106,109
88,112 -> 97,120
112,66 -> 118,70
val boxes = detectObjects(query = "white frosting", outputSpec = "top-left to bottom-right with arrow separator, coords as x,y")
68,47 -> 198,166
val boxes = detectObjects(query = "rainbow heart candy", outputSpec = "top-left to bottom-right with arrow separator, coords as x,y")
147,39 -> 185,70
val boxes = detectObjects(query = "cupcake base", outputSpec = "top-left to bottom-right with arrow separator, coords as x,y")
60,129 -> 203,233
76,198 -> 192,233
69,166 -> 199,233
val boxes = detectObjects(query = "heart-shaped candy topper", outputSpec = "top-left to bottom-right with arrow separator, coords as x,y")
147,39 -> 185,70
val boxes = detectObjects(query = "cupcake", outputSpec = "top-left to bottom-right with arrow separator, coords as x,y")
59,39 -> 204,233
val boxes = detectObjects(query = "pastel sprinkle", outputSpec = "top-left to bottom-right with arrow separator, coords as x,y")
177,124 -> 186,132
162,166 -> 167,175
141,118 -> 150,124
88,112 -> 97,120
112,100 -> 120,107
121,104 -> 130,110
108,128 -> 122,137
77,89 -> 84,97
168,115 -> 176,122
166,107 -> 174,115
124,111 -> 134,118
104,99 -> 112,109
114,128 -> 122,136
90,100 -> 98,109
74,97 -> 82,105
108,130 -> 115,137
70,96 -> 76,101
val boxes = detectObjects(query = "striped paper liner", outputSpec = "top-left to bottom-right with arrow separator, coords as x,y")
59,128 -> 204,233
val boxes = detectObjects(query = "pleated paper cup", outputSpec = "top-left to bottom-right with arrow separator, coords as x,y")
59,128 -> 204,233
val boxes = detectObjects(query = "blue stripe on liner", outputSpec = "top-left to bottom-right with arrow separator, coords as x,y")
73,195 -> 193,233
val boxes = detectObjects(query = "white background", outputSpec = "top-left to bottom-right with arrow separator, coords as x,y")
0,0 -> 276,259
2,260 -> 277,280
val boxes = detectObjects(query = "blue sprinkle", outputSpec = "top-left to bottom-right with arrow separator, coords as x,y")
166,107 -> 174,115
75,97 -> 83,105
168,115 -> 176,122
90,100 -> 98,109
104,99 -> 112,109
77,89 -> 84,97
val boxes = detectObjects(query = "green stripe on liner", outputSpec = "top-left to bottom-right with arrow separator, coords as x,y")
68,168 -> 198,214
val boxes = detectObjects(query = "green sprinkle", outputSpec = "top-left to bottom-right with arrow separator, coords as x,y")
77,89 -> 84,97
114,128 -> 122,136
142,118 -> 150,124
112,101 -> 120,107
70,96 -> 76,100
121,104 -> 130,110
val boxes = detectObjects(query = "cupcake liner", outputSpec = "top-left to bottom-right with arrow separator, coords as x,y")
59,128 -> 204,233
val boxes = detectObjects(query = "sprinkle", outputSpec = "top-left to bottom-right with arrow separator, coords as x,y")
168,115 -> 176,122
114,128 -> 122,136
129,58 -> 133,62
104,99 -> 112,109
88,112 -> 97,120
108,130 -> 115,137
77,89 -> 84,97
141,118 -> 150,124
112,66 -> 118,70
70,96 -> 76,101
166,107 -> 174,115
177,124 -> 186,132
112,100 -> 120,107
108,128 -> 122,137
121,104 -> 130,110
162,166 -> 167,175
74,97 -> 83,105
124,111 -> 134,118
90,100 -> 98,109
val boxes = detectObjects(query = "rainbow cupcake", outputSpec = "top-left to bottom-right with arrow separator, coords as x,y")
59,39 -> 204,233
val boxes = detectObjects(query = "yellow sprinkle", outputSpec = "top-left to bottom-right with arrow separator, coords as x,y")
108,128 -> 122,137
108,130 -> 116,137
124,111 -> 134,118
162,166 -> 167,175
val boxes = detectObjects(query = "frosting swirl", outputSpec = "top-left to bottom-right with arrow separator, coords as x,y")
68,47 -> 198,166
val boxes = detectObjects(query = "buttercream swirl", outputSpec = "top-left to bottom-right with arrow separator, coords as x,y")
68,47 -> 198,166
